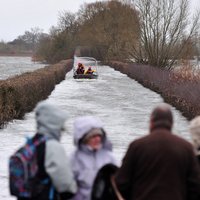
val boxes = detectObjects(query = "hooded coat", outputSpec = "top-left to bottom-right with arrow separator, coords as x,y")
70,116 -> 117,200
18,101 -> 77,200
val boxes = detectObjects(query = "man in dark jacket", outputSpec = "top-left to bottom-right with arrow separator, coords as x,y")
115,103 -> 200,200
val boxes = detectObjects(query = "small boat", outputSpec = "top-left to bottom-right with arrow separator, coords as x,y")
73,73 -> 98,79
73,56 -> 99,79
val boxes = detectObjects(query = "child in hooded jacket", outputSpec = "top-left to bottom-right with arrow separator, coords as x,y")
70,116 -> 117,200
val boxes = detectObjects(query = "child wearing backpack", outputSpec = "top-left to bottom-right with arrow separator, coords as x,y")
9,100 -> 77,200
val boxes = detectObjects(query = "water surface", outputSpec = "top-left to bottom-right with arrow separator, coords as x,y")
0,57 -> 189,199
0,56 -> 45,80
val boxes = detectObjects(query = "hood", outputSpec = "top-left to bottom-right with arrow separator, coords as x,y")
35,100 -> 68,141
73,116 -> 112,150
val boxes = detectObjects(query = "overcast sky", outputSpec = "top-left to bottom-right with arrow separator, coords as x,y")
0,0 -> 199,42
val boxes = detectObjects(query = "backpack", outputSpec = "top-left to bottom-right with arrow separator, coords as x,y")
9,135 -> 48,198
91,163 -> 123,200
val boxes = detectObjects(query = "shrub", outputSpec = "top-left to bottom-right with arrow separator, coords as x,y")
109,61 -> 200,119
0,59 -> 73,128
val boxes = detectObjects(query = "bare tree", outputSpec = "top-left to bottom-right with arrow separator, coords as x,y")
130,0 -> 200,69
18,27 -> 43,46
57,11 -> 78,33
17,27 -> 45,53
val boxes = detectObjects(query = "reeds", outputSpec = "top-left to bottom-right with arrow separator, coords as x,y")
0,59 -> 73,128
109,61 -> 200,120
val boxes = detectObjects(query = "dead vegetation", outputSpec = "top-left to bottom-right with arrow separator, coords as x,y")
0,59 -> 73,128
109,61 -> 200,120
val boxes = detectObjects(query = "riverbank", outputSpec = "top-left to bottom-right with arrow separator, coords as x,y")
0,59 -> 73,128
108,61 -> 200,120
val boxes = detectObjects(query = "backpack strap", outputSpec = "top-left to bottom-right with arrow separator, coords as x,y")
23,135 -> 48,157
33,135 -> 48,146
49,186 -> 55,200
40,178 -> 55,200
33,135 -> 55,200
25,135 -> 48,148
110,176 -> 124,200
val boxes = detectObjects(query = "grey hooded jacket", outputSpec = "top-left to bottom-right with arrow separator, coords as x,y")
70,116 -> 117,200
35,101 -> 77,195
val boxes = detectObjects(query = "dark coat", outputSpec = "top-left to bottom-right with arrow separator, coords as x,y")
197,155 -> 200,165
91,163 -> 119,200
115,128 -> 200,200
76,66 -> 84,74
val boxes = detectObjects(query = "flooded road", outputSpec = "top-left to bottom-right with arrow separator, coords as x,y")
0,57 -> 189,199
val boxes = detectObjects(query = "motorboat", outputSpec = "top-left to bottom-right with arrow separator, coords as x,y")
73,56 -> 99,79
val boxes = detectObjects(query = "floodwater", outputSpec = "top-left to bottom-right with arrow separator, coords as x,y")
0,57 -> 189,199
0,56 -> 46,80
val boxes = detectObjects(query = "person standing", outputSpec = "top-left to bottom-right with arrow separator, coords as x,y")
10,100 -> 77,200
115,103 -> 200,200
70,116 -> 117,200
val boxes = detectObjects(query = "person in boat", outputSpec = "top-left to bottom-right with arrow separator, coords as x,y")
189,116 -> 200,165
114,103 -> 200,200
76,63 -> 85,74
70,116 -> 117,200
85,66 -> 94,75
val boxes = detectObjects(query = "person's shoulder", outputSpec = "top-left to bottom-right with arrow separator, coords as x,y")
101,148 -> 115,157
129,134 -> 150,146
172,133 -> 193,146
45,139 -> 65,154
125,134 -> 160,154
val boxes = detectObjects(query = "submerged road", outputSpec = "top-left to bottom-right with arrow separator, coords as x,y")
0,61 -> 189,199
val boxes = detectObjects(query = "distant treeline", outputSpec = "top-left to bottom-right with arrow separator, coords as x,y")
0,27 -> 48,57
34,0 -> 200,69
0,42 -> 32,56
34,1 -> 140,64
0,59 -> 73,128
109,61 -> 200,120
1,0 -> 200,69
